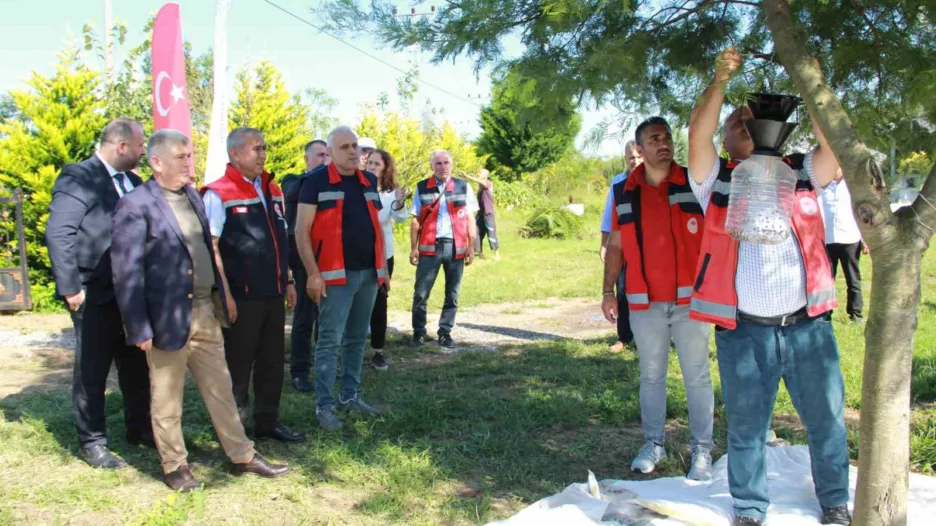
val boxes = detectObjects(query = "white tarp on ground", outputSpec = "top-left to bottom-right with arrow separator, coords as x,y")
489,446 -> 936,526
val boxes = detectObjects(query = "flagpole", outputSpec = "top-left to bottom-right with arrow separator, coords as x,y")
104,0 -> 113,82
204,0 -> 231,184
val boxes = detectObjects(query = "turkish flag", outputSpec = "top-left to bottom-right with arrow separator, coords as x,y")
152,3 -> 193,139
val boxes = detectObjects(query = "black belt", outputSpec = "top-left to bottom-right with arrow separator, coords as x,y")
738,307 -> 810,327
436,238 -> 454,243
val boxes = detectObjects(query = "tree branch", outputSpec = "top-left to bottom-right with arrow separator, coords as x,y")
909,162 -> 936,242
761,0 -> 898,244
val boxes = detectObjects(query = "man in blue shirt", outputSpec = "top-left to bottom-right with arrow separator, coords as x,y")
600,140 -> 642,352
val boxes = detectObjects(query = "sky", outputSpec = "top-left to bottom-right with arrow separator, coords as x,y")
0,0 -> 627,157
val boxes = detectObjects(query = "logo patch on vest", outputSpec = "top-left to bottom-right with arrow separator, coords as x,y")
234,207 -> 248,214
457,208 -> 467,218
687,217 -> 699,234
799,196 -> 818,216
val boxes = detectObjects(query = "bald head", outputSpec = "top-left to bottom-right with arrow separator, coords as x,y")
327,125 -> 361,175
723,107 -> 755,160
99,118 -> 145,172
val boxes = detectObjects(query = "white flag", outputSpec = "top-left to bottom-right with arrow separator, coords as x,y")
204,0 -> 231,184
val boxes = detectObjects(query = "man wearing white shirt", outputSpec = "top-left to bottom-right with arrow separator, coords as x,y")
819,172 -> 868,322
600,140 -> 642,351
409,150 -> 479,348
46,118 -> 153,468
687,49 -> 850,526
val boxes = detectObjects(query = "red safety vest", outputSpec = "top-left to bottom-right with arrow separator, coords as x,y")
415,176 -> 470,259
689,157 -> 838,329
308,163 -> 387,286
614,163 -> 705,310
201,164 -> 288,299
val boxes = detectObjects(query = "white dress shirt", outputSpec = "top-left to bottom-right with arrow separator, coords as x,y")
409,177 -> 480,238
379,190 -> 409,259
690,152 -> 825,317
203,176 -> 268,237
96,152 -> 134,197
818,179 -> 862,245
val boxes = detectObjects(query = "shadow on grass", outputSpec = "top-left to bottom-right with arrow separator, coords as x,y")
0,335 -> 710,523
458,323 -> 572,342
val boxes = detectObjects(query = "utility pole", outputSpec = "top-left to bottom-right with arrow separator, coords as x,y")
104,0 -> 114,82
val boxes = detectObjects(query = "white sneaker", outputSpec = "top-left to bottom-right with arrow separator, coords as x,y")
687,445 -> 713,481
631,442 -> 667,473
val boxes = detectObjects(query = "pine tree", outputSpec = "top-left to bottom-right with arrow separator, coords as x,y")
476,69 -> 580,180
0,49 -> 107,309
230,61 -> 320,177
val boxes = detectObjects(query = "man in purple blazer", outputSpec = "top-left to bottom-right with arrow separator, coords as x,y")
111,129 -> 288,492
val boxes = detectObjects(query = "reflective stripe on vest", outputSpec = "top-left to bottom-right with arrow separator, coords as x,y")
713,180 -> 731,196
319,191 -> 345,202
690,297 -> 737,320
626,292 -> 649,304
418,244 -> 435,252
808,286 -> 837,306
377,268 -> 387,278
455,246 -> 467,255
223,197 -> 264,209
320,269 -> 346,281
677,286 -> 693,300
616,203 -> 632,216
364,191 -> 380,203
668,192 -> 696,206
450,193 -> 467,201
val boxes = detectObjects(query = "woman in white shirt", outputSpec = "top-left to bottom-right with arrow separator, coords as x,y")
366,149 -> 408,370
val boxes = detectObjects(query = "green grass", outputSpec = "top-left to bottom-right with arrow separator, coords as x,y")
1,221 -> 935,523
387,205 -> 605,312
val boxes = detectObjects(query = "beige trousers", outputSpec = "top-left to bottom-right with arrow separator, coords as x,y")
146,298 -> 256,474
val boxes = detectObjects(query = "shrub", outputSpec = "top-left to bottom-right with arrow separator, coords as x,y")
519,201 -> 584,239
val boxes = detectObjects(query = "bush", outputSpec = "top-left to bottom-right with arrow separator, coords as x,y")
519,201 -> 584,239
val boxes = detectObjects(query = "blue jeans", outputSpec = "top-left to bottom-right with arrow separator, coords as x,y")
412,240 -> 464,337
314,269 -> 378,408
716,316 -> 849,521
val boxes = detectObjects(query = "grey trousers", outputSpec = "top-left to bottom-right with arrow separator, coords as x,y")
630,302 -> 713,448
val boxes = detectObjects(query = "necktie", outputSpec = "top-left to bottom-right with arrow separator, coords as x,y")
114,172 -> 128,197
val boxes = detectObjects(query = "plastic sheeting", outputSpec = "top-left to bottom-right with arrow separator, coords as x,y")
489,446 -> 936,526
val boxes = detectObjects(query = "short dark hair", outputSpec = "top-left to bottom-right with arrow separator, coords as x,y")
635,117 -> 671,146
304,139 -> 326,153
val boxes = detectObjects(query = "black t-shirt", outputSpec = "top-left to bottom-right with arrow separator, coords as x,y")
299,166 -> 377,271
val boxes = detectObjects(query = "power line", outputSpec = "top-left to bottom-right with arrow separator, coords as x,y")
262,0 -> 483,109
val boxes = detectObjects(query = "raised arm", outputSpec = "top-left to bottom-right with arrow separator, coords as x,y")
808,108 -> 840,188
688,48 -> 743,183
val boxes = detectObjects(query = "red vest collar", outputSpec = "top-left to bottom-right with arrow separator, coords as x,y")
224,163 -> 272,190
426,176 -> 454,192
625,162 -> 685,191
327,162 -> 371,186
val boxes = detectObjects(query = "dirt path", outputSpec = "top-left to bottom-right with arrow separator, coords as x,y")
0,298 -> 614,397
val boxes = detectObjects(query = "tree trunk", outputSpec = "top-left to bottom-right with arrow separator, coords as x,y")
762,1 -> 936,525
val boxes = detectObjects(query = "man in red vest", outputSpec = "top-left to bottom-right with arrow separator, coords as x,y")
408,150 -> 479,348
601,117 -> 714,481
202,128 -> 304,443
687,49 -> 849,526
295,126 -> 388,431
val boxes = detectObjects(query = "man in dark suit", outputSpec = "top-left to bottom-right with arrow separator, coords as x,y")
112,129 -> 289,492
46,118 -> 153,468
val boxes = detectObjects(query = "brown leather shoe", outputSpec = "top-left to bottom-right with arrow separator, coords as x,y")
164,465 -> 201,493
232,453 -> 289,478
